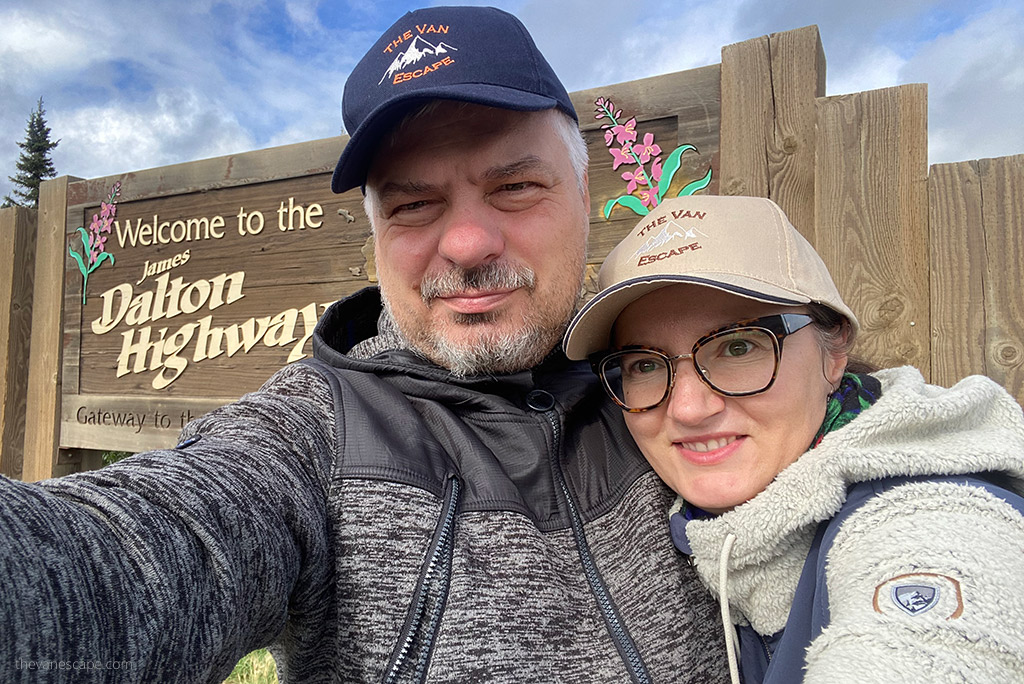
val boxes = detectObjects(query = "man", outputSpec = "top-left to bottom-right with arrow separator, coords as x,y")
0,6 -> 727,682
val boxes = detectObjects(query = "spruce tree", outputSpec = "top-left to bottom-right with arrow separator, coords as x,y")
3,98 -> 60,208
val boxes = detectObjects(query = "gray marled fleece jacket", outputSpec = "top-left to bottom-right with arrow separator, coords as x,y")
0,288 -> 728,683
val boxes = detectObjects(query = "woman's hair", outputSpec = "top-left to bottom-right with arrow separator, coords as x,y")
806,303 -> 879,374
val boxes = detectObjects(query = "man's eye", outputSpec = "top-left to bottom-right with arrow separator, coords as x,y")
501,182 -> 533,192
490,181 -> 543,210
392,200 -> 430,214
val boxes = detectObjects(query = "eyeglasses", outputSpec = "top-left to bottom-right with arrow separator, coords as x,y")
590,313 -> 814,412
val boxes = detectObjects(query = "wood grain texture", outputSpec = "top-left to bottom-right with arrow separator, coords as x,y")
929,154 -> 1024,404
977,155 -> 1024,402
0,207 -> 36,478
815,85 -> 930,375
24,177 -> 78,481
765,26 -> 826,243
928,160 -> 986,388
720,34 -> 771,199
720,26 -> 824,244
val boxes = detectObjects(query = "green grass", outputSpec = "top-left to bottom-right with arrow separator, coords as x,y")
224,649 -> 278,684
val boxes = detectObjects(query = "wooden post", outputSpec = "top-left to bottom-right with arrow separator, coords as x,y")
23,176 -> 78,481
930,155 -> 1024,400
928,160 -> 987,388
0,206 -> 37,479
815,85 -> 930,376
720,25 -> 825,244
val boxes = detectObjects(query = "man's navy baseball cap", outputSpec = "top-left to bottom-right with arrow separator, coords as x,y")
331,5 -> 577,194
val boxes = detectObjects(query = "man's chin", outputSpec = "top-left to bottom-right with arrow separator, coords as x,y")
422,323 -> 558,377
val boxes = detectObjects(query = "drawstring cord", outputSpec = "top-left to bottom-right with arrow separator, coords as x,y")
719,533 -> 741,684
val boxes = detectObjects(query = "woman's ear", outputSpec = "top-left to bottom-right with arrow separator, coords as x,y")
823,323 -> 851,386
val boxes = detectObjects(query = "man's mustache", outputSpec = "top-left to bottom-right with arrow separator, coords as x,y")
421,262 -> 536,302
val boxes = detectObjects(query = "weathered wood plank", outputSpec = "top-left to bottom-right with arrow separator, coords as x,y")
0,207 -> 36,478
766,26 -> 826,242
815,84 -> 930,375
977,154 -> 1024,402
24,177 -> 79,481
928,160 -> 986,387
720,26 -> 825,243
721,34 -> 771,199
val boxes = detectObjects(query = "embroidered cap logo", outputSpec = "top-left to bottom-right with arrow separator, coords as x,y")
379,24 -> 459,86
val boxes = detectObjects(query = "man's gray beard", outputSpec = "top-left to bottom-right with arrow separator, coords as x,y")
426,313 -> 565,378
381,261 -> 580,377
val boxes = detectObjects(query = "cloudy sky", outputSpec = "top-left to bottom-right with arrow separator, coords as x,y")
1,0 -> 1021,202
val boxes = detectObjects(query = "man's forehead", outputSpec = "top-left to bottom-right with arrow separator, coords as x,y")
374,154 -> 550,199
393,101 -> 548,144
367,104 -> 561,180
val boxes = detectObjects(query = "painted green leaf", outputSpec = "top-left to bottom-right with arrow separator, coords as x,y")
68,246 -> 87,277
94,250 -> 115,268
655,144 -> 697,203
76,226 -> 91,251
677,168 -> 713,197
603,195 -> 649,218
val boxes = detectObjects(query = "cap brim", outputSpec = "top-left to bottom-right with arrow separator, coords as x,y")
331,84 -> 569,194
563,274 -> 809,360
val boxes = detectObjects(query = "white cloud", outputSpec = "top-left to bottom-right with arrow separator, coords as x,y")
284,0 -> 323,31
52,89 -> 253,179
0,9 -> 97,73
903,4 -> 1024,163
827,46 -> 908,97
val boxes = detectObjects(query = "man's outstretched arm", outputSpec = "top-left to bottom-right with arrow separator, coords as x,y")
0,362 -> 336,682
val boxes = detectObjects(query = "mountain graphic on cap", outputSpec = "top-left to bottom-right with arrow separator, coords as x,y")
378,37 -> 459,85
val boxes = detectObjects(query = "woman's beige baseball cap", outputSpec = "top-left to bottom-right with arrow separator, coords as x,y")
563,195 -> 858,360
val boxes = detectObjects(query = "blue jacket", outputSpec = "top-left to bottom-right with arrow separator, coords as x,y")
731,475 -> 1024,683
671,367 -> 1024,683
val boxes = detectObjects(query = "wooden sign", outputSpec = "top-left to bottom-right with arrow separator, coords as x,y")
56,70 -> 720,453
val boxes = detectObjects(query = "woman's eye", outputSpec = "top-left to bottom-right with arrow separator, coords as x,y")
624,357 -> 664,376
723,339 -> 753,357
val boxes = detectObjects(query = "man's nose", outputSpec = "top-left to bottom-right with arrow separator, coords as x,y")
437,203 -> 505,269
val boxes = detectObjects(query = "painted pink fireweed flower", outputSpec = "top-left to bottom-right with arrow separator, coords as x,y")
69,181 -> 120,305
621,168 -> 648,195
609,144 -> 634,170
634,133 -> 661,164
638,188 -> 657,209
651,156 -> 664,182
594,97 -> 713,217
609,118 -> 638,146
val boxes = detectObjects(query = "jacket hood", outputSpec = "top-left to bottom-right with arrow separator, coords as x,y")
674,366 -> 1024,635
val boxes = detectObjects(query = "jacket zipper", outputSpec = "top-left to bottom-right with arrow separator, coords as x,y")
758,630 -> 772,665
383,475 -> 461,684
544,410 -> 654,684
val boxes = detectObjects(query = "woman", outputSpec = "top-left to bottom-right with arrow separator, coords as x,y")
563,195 -> 1024,683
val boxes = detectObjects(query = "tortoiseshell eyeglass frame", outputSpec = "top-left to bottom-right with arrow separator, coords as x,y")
589,313 -> 815,412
